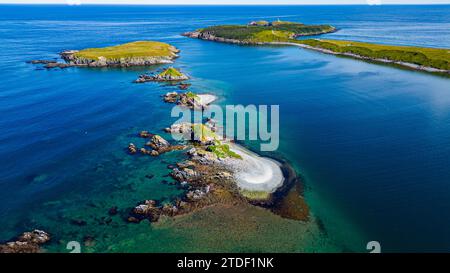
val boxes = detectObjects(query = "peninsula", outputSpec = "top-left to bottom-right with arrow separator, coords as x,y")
183,21 -> 450,74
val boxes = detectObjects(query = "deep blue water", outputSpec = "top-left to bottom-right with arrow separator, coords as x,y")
0,4 -> 450,252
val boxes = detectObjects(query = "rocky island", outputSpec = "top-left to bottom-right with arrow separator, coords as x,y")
29,41 -> 180,68
135,67 -> 189,83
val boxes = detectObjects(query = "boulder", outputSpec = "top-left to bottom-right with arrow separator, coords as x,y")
128,143 -> 137,154
164,92 -> 179,103
171,167 -> 198,182
149,135 -> 170,150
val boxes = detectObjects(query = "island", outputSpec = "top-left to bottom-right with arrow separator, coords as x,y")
183,21 -> 450,74
135,67 -> 189,83
126,121 -> 306,225
182,20 -> 336,44
29,41 -> 180,68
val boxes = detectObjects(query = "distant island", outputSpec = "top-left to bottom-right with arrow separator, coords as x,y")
29,41 -> 180,68
182,20 -> 336,44
183,20 -> 450,74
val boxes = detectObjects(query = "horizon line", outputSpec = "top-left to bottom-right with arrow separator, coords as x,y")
1,3 -> 449,5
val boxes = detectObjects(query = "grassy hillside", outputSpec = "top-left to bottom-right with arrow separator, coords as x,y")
73,41 -> 177,61
298,39 -> 450,70
158,67 -> 184,77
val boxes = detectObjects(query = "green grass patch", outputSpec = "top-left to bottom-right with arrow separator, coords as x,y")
191,124 -> 219,143
271,20 -> 300,26
207,142 -> 242,159
158,67 -> 184,77
250,30 -> 293,42
298,39 -> 450,70
73,41 -> 176,61
185,91 -> 199,101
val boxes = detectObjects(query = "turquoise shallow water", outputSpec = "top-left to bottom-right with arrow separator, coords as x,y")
0,5 -> 450,252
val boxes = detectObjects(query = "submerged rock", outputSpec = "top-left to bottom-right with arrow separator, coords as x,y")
108,206 -> 118,216
27,60 -> 57,64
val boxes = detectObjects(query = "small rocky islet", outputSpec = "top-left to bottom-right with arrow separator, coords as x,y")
135,67 -> 189,83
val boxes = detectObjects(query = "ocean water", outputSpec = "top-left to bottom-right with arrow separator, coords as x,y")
0,4 -> 450,252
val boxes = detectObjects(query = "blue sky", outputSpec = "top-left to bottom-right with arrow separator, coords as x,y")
1,0 -> 449,5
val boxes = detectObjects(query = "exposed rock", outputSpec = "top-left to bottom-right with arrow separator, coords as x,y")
178,83 -> 191,90
140,148 -> 152,155
186,188 -> 209,201
188,148 -> 219,165
161,203 -> 179,216
148,135 -> 170,150
163,92 -> 179,103
128,143 -> 137,154
132,200 -> 161,222
127,216 -> 140,223
177,160 -> 195,168
171,167 -> 198,182
0,230 -> 50,253
216,171 -> 233,179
